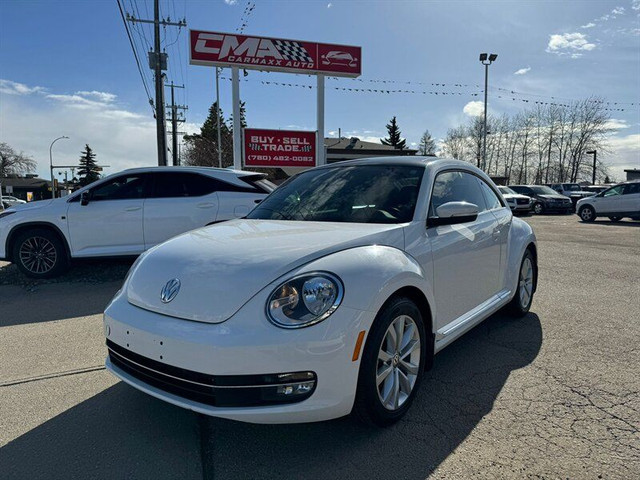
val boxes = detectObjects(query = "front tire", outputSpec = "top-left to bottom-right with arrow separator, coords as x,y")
579,205 -> 596,222
12,228 -> 69,278
353,297 -> 426,427
533,202 -> 544,215
506,249 -> 536,317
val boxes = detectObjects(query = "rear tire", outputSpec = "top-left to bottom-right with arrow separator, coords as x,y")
506,249 -> 536,317
353,296 -> 426,427
12,228 -> 69,278
579,205 -> 596,222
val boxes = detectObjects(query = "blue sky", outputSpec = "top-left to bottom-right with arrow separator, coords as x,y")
1,0 -> 638,180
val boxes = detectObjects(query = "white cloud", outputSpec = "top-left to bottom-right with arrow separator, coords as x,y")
327,2 -> 333,7
581,22 -> 596,28
633,0 -> 640,11
463,101 -> 484,117
611,6 -> 625,15
546,32 -> 597,57
0,79 -> 46,96
604,133 -> 640,181
75,91 -> 117,103
223,0 -> 237,5
0,79 -> 160,179
514,67 -> 531,75
603,118 -> 629,130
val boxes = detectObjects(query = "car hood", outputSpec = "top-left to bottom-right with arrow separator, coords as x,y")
538,194 -> 569,201
503,193 -> 530,200
126,219 -> 405,324
8,198 -> 56,212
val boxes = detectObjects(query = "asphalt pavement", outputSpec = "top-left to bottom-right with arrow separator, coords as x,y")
0,215 -> 638,479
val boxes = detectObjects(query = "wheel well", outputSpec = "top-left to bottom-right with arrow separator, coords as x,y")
382,286 -> 435,371
6,223 -> 70,262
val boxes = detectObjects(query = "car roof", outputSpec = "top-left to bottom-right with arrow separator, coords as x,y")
317,156 -> 479,172
111,166 -> 264,178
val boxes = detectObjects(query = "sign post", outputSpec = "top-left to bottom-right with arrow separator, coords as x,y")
189,30 -> 361,169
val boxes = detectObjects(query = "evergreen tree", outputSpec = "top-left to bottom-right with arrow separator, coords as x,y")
418,129 -> 437,156
380,116 -> 407,150
77,144 -> 101,186
183,101 -> 234,167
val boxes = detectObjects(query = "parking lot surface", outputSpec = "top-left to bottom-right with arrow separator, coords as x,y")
1,215 -> 638,479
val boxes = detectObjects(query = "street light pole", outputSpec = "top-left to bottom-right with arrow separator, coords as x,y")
587,150 -> 597,184
479,53 -> 498,171
49,136 -> 69,199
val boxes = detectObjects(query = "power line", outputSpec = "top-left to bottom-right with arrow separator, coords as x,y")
116,0 -> 154,113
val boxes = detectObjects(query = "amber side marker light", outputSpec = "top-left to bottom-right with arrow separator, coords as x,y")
352,330 -> 366,361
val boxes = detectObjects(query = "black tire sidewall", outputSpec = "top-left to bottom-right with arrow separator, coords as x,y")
534,203 -> 543,214
507,249 -> 536,316
12,228 -> 68,278
355,297 -> 426,426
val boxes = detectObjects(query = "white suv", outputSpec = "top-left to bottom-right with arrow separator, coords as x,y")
576,181 -> 640,222
0,167 -> 275,277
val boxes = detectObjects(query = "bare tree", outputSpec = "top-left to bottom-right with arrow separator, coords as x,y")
0,142 -> 36,177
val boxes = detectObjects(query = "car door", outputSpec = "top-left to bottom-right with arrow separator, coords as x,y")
621,183 -> 640,214
66,173 -> 148,256
215,175 -> 272,220
423,170 -> 502,330
595,185 -> 625,213
143,172 -> 220,249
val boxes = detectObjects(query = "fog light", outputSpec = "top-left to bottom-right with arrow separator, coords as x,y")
276,381 -> 315,396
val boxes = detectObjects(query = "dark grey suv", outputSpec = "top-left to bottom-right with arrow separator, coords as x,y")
509,185 -> 573,214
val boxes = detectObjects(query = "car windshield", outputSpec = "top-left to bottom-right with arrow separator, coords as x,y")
564,184 -> 581,191
499,186 -> 516,195
247,165 -> 424,224
530,186 -> 558,195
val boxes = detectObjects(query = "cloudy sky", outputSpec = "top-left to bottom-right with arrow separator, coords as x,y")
1,0 -> 638,181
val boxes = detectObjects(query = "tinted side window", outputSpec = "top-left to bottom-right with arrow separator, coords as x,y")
152,172 -> 220,198
430,171 -> 487,216
478,178 -> 503,210
90,175 -> 146,201
623,183 -> 639,195
603,185 -> 624,197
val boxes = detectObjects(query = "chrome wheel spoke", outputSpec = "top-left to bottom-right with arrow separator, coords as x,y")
376,363 -> 393,386
399,359 -> 419,376
19,236 -> 57,274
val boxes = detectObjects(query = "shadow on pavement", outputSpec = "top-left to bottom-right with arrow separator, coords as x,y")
0,311 -> 541,480
0,382 -> 202,479
590,219 -> 640,227
202,311 -> 542,480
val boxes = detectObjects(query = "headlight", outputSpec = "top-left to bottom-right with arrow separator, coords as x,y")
267,272 -> 344,328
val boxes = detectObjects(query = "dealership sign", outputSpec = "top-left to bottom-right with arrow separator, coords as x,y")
190,30 -> 361,77
244,128 -> 316,168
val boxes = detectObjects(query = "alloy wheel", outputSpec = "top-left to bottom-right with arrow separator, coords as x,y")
376,315 -> 421,411
19,236 -> 57,274
580,207 -> 593,221
519,257 -> 534,309
534,203 -> 543,214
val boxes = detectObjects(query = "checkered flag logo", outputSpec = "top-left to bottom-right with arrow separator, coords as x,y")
273,40 -> 313,63
301,145 -> 312,152
249,143 -> 262,151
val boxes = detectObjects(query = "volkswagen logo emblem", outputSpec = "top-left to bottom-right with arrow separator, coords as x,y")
160,278 -> 181,303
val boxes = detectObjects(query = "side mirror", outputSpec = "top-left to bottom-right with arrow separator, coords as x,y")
427,201 -> 479,227
80,191 -> 90,206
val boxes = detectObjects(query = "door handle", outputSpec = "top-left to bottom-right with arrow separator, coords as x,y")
125,206 -> 142,212
492,228 -> 501,240
197,202 -> 216,208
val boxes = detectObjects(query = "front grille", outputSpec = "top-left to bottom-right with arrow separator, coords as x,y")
107,340 -> 316,407
516,198 -> 529,205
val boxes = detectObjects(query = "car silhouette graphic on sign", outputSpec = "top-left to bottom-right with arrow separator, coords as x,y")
321,51 -> 358,67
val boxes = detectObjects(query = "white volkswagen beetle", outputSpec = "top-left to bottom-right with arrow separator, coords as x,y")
103,157 -> 537,426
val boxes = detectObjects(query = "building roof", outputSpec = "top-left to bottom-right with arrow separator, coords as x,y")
0,176 -> 51,188
325,137 -> 418,155
623,168 -> 640,172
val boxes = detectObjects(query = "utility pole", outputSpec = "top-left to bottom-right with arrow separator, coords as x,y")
165,83 -> 187,166
216,67 -> 222,168
587,150 -> 597,184
126,2 -> 186,166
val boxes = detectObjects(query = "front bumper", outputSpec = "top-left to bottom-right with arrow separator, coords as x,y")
103,289 -> 372,424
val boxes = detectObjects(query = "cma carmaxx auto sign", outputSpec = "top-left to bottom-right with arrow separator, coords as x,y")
190,30 -> 361,77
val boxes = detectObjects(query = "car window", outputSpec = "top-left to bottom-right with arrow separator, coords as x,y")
478,178 -> 503,210
151,172 -> 221,198
429,171 -> 487,216
248,165 -> 424,224
90,174 -> 146,201
623,183 -> 639,195
603,185 -> 624,197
